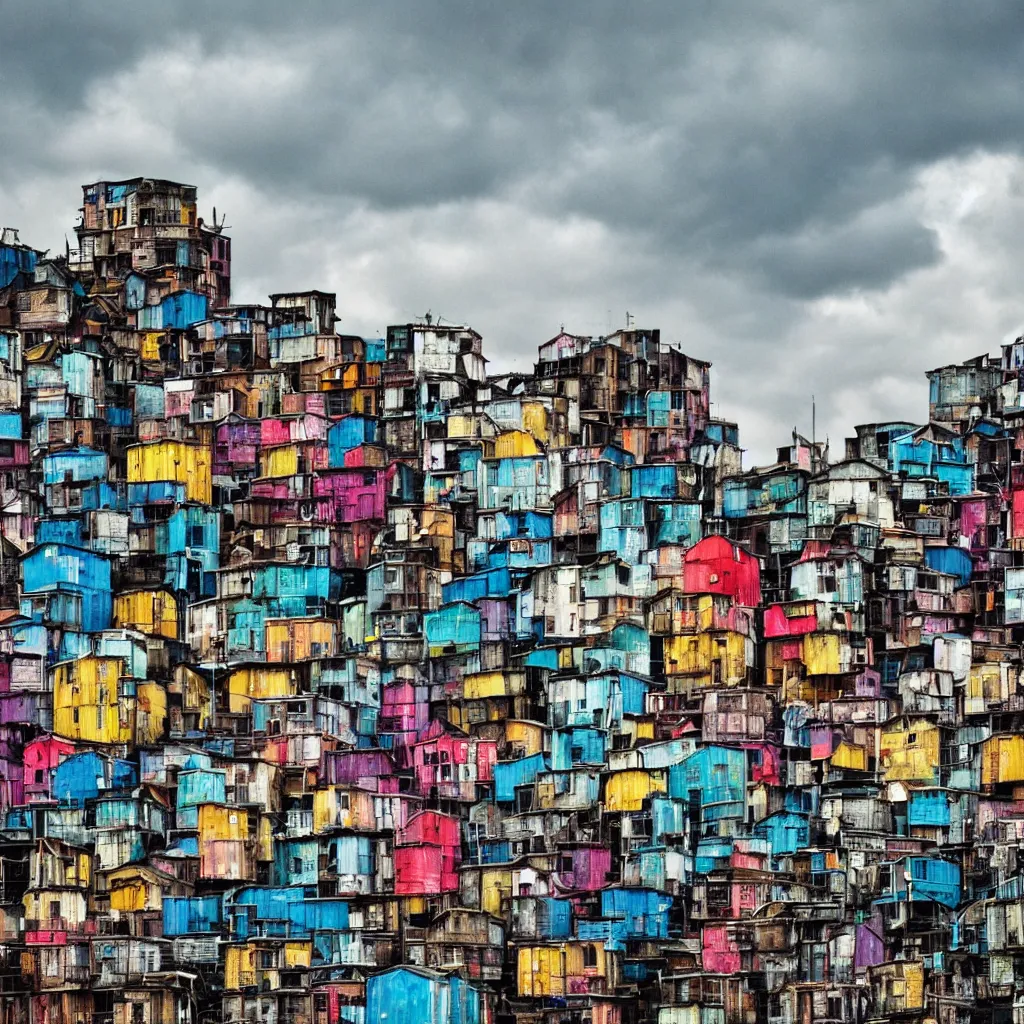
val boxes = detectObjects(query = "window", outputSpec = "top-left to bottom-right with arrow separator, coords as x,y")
708,884 -> 730,906
583,944 -> 598,968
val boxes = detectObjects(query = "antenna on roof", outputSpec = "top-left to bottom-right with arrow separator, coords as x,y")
625,311 -> 634,330
424,311 -> 433,326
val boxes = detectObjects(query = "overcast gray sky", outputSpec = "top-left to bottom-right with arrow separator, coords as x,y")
3,1 -> 1024,464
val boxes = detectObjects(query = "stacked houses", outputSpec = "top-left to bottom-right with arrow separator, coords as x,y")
1,177 -> 1024,1024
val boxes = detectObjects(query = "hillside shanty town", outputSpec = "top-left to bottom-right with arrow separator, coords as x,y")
0,176 -> 1023,1024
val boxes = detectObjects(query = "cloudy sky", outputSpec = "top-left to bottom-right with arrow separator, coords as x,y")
3,2 -> 1024,463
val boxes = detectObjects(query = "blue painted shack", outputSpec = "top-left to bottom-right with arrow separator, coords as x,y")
495,510 -> 552,539
493,753 -> 548,804
0,411 -> 22,441
252,564 -> 341,617
327,835 -> 376,888
365,966 -> 480,1024
551,728 -> 606,770
908,789 -> 952,828
226,885 -> 350,940
752,810 -> 811,857
0,234 -> 38,288
176,768 -> 227,825
924,547 -> 974,589
600,887 -> 672,940
328,416 -> 379,466
163,895 -> 222,935
441,568 -> 512,605
669,746 -> 747,825
275,837 -> 319,885
630,464 -> 682,499
424,602 -> 482,653
20,544 -> 112,632
52,751 -> 136,808
598,499 -> 647,561
42,446 -> 108,485
160,505 -> 220,594
138,290 -> 208,330
889,427 -> 974,495
650,501 -> 702,546
875,855 -> 962,909
479,455 -> 552,511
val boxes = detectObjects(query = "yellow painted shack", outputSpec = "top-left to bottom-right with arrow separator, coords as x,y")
868,959 -> 924,1015
259,444 -> 300,479
112,589 -> 178,640
23,889 -> 87,931
169,664 -> 210,732
227,666 -> 295,714
604,769 -> 667,812
801,633 -> 846,676
494,430 -> 541,459
966,662 -> 1012,714
197,804 -> 250,843
224,941 -> 312,991
516,942 -> 609,997
503,720 -> 547,758
223,944 -> 257,991
313,786 -> 377,833
831,741 -> 868,772
265,617 -> 337,662
478,867 -> 513,917
879,719 -> 941,784
126,439 -> 211,504
135,682 -> 167,746
981,734 -> 1024,787
139,332 -> 164,362
52,657 -> 132,744
521,402 -> 551,444
447,414 -> 481,440
106,864 -> 185,914
463,669 -> 525,701
663,631 -> 751,691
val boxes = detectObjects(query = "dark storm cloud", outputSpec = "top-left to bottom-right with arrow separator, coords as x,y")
4,1 -> 1024,460
6,2 -> 1024,294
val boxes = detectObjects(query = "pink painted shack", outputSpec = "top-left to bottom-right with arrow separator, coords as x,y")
394,810 -> 462,894
682,536 -> 762,607
23,735 -> 76,803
